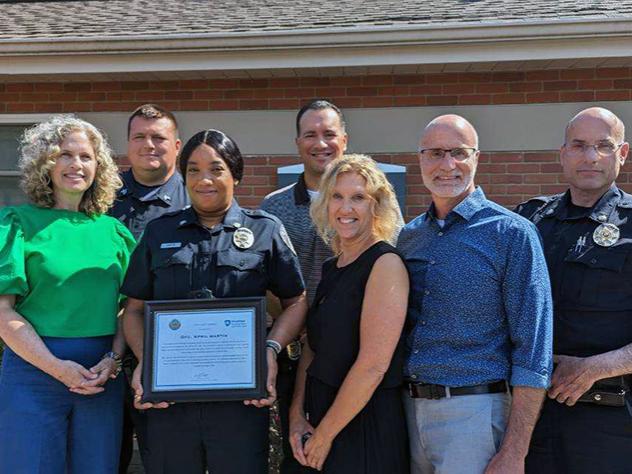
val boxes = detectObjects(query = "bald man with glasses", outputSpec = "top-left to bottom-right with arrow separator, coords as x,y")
517,107 -> 632,474
398,114 -> 553,474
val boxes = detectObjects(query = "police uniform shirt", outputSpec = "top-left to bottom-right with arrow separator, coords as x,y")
121,200 -> 305,302
516,185 -> 632,358
109,169 -> 190,240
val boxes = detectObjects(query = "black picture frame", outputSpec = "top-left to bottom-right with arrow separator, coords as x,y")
141,297 -> 267,403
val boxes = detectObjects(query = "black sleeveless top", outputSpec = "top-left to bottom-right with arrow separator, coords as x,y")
306,241 -> 406,389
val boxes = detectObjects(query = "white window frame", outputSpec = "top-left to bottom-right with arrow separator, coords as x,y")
0,114 -> 50,178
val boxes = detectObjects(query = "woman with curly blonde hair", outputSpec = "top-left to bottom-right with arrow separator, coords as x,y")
290,154 -> 410,473
0,115 -> 135,473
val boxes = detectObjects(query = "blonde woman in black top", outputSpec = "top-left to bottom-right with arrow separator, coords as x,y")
289,154 -> 410,473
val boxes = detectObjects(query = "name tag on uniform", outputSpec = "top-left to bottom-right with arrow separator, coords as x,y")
160,242 -> 182,249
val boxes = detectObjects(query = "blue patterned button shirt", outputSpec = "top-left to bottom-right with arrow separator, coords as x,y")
397,187 -> 553,388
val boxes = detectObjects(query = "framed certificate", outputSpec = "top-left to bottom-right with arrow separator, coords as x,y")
141,297 -> 267,403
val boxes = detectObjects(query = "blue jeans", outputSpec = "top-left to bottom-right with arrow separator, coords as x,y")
0,336 -> 124,474
404,391 -> 510,474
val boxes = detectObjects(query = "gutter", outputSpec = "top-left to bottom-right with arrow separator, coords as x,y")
0,16 -> 631,55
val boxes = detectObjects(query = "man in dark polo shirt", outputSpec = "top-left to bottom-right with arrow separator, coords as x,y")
109,104 -> 189,472
260,99 -> 348,473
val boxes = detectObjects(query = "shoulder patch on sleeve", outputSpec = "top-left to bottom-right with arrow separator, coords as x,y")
279,225 -> 297,255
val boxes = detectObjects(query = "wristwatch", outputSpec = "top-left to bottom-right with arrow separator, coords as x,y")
102,351 -> 123,377
266,339 -> 282,358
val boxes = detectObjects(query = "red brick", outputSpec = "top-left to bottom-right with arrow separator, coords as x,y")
508,82 -> 542,93
541,163 -> 563,173
334,97 -> 363,108
63,102 -> 93,112
269,156 -> 296,165
458,95 -> 492,105
596,90 -> 631,101
393,75 -> 426,85
225,89 -> 253,99
7,83 -> 34,92
284,88 -> 316,98
7,102 -> 35,112
135,91 -> 166,101
524,174 -> 558,184
492,72 -> 525,82
19,92 -> 49,102
491,174 -> 522,184
559,91 -> 594,102
560,69 -> 594,80
427,95 -> 458,106
209,99 -> 240,110
578,79 -> 612,89
526,92 -> 560,103
458,72 -> 492,83
476,83 -> 510,93
193,90 -> 224,100
362,97 -> 393,107
179,80 -> 209,89
489,153 -> 523,163
543,81 -> 577,91
239,99 -> 269,110
346,87 -> 378,97
394,96 -> 427,106
491,93 -> 525,104
165,90 -> 194,100
106,91 -> 136,101
34,83 -> 64,92
269,78 -> 300,88
269,98 -> 301,109
332,76 -> 362,87
313,87 -> 346,97
76,92 -> 106,101
478,164 -> 506,173
148,81 -> 178,90
362,75 -> 393,86
299,77 -> 328,87
180,100 -> 210,111
507,184 -> 540,194
377,86 -> 409,96
507,163 -> 540,173
526,70 -> 560,81
121,81 -> 149,91
408,84 -> 442,95
93,82 -> 121,91
38,103 -> 63,113
242,176 -> 270,185
524,153 -> 557,162
208,79 -> 241,89
427,73 -> 457,84
253,89 -> 286,99
598,67 -> 630,78
239,79 -> 269,88
442,84 -> 475,94
485,184 -> 508,194
613,79 -> 632,89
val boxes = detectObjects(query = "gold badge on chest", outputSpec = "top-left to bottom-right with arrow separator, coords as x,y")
592,223 -> 620,247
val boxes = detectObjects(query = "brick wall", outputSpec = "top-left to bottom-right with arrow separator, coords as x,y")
2,67 -> 631,113
4,65 -> 632,220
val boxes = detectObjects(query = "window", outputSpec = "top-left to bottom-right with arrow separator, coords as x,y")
0,125 -> 31,207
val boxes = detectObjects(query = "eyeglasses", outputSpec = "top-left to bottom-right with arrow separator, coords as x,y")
563,141 -> 624,157
418,147 -> 478,162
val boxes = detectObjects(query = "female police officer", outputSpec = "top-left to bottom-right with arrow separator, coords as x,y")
121,129 -> 307,474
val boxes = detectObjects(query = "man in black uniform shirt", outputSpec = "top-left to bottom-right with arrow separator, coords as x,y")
517,107 -> 632,474
109,104 -> 189,472
110,104 -> 189,240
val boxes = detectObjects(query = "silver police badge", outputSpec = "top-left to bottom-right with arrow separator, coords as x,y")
593,223 -> 620,247
233,227 -> 255,249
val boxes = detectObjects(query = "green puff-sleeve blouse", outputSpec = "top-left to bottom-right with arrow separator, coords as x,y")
0,204 -> 136,338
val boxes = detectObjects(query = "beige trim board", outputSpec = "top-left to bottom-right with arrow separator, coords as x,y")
1,102 -> 631,156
